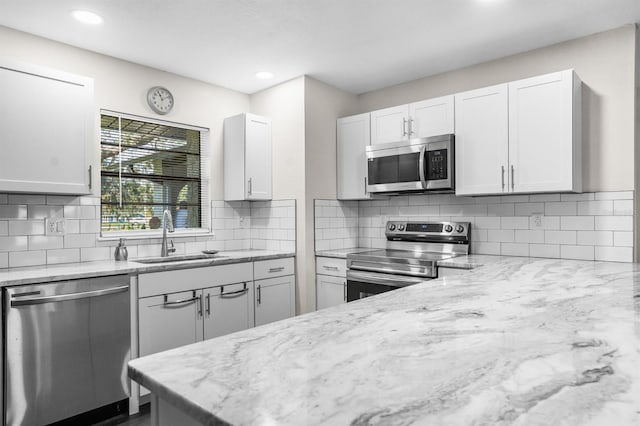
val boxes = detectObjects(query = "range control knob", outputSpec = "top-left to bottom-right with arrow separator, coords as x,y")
444,224 -> 453,233
398,224 -> 405,231
389,224 -> 396,231
456,225 -> 465,233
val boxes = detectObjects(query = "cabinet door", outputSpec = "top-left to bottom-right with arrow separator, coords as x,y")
203,282 -> 255,340
245,113 -> 272,200
316,274 -> 346,310
337,113 -> 371,200
138,290 -> 203,357
0,58 -> 94,194
508,70 -> 581,193
370,104 -> 409,145
254,275 -> 295,327
454,84 -> 509,195
409,95 -> 455,138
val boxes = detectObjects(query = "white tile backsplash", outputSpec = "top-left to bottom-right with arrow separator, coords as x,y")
316,191 -> 635,263
0,193 -> 297,268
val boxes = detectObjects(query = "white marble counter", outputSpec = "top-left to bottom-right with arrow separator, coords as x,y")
315,247 -> 375,259
129,256 -> 640,425
0,250 -> 294,287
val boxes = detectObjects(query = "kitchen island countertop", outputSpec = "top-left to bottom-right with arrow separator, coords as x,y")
128,255 -> 640,425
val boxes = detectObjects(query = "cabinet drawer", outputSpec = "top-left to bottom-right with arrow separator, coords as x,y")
253,257 -> 295,280
315,257 -> 347,277
138,262 -> 253,298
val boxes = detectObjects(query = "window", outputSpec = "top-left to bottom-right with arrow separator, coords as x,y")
100,111 -> 209,235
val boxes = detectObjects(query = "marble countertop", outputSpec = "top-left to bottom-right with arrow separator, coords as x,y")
315,247 -> 376,258
0,250 -> 295,287
129,255 -> 640,425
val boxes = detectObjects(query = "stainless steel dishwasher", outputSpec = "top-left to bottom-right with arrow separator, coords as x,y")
3,275 -> 130,426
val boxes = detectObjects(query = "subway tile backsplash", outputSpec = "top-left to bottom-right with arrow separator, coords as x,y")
0,194 -> 296,269
315,191 -> 635,262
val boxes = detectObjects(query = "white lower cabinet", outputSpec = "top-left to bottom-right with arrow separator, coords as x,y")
316,256 -> 347,310
203,282 -> 255,340
138,290 -> 202,357
317,275 -> 346,309
138,263 -> 254,358
255,275 -> 296,326
254,258 -> 296,327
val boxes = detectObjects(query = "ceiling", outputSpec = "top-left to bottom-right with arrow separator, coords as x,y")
1,0 -> 639,95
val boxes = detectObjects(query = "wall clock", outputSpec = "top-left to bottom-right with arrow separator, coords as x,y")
147,86 -> 174,115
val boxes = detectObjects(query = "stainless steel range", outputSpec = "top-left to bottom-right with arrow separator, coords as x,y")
346,221 -> 470,301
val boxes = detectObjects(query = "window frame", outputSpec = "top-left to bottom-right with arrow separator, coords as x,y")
98,109 -> 211,240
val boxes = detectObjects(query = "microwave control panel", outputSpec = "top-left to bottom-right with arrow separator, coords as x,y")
426,149 -> 447,180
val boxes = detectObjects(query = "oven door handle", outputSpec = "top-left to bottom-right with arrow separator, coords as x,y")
418,144 -> 427,189
347,270 -> 427,287
348,263 -> 434,278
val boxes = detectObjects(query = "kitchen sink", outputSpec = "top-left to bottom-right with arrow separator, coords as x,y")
134,254 -> 227,264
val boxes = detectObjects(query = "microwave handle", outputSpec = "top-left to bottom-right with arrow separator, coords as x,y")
418,145 -> 427,189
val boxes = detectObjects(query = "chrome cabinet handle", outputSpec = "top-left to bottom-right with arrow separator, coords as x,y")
88,165 -> 92,189
257,284 -> 262,305
343,281 -> 346,302
248,178 -> 253,195
408,118 -> 414,136
501,165 -> 505,191
163,290 -> 198,307
364,176 -> 368,194
220,283 -> 248,298
269,266 -> 285,273
10,285 -> 128,307
402,118 -> 407,136
511,165 -> 515,190
205,293 -> 211,316
198,294 -> 203,317
322,265 -> 339,271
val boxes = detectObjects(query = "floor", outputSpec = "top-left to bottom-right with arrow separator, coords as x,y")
94,404 -> 151,426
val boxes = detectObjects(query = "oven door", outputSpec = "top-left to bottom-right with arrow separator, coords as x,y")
346,270 -> 427,302
366,142 -> 425,193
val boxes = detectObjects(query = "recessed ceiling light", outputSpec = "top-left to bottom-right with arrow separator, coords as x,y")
71,10 -> 103,25
255,71 -> 274,80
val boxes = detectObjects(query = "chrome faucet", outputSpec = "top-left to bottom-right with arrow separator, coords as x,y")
161,209 -> 176,257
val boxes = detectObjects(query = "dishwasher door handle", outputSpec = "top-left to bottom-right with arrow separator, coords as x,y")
10,285 -> 129,307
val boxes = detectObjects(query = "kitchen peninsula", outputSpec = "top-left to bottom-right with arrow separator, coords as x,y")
128,256 -> 640,425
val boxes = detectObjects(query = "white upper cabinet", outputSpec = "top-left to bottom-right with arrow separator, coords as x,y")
454,84 -> 509,196
0,58 -> 94,194
337,113 -> 371,200
409,95 -> 455,138
369,96 -> 454,145
455,69 -> 582,196
224,113 -> 272,201
369,104 -> 409,145
508,70 -> 582,193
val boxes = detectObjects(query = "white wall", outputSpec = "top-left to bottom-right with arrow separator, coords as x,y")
0,25 -> 250,201
250,77 -> 306,312
358,25 -> 637,193
303,77 -> 358,312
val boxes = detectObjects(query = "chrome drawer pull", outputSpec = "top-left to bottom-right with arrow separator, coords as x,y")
220,283 -> 248,298
322,265 -> 339,271
269,266 -> 285,273
163,290 -> 198,307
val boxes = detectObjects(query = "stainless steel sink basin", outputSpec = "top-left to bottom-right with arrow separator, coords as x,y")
134,254 -> 227,264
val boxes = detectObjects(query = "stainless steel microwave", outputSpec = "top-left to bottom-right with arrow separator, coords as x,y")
366,134 -> 455,193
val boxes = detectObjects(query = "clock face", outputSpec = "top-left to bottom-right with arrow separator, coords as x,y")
147,86 -> 174,115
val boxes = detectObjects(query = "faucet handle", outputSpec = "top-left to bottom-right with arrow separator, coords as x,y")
169,240 -> 176,253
